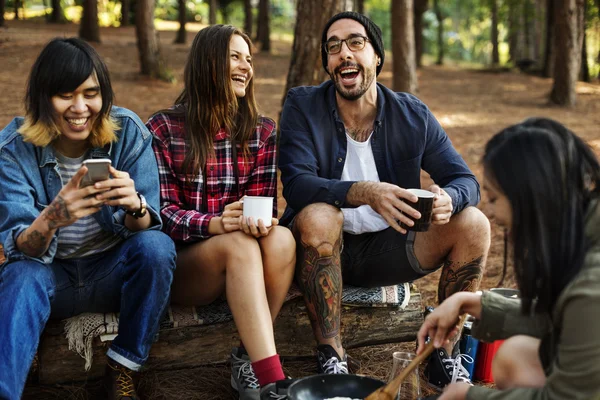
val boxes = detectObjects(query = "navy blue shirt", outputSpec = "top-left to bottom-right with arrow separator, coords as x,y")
278,81 -> 480,225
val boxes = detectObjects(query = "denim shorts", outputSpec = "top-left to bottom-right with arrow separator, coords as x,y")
340,227 -> 440,287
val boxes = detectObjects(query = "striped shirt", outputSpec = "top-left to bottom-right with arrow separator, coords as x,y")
148,110 -> 278,242
54,152 -> 121,259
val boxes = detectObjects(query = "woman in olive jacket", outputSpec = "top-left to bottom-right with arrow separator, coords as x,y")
418,118 -> 600,400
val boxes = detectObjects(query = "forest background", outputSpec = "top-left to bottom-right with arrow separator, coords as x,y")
1,0 -> 600,398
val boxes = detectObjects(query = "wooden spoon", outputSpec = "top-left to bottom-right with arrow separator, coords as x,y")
364,315 -> 468,400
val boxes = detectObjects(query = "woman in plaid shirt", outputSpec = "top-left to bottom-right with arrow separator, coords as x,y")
147,25 -> 296,399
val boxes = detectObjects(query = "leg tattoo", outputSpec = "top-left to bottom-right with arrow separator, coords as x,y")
297,238 -> 343,339
438,256 -> 484,303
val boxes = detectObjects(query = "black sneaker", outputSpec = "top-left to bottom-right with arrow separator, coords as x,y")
259,378 -> 295,400
425,346 -> 474,390
316,344 -> 349,374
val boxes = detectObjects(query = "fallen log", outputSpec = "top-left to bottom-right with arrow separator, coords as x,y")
37,286 -> 423,384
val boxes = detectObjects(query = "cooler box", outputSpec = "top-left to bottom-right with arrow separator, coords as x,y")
474,340 -> 505,383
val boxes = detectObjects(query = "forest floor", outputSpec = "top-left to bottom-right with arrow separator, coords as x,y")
1,18 -> 600,400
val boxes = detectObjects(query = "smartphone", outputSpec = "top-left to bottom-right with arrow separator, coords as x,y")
81,159 -> 111,187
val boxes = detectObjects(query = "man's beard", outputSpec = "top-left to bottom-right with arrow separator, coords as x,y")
331,61 -> 376,101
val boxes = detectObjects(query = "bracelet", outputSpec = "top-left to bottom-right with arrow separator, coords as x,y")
126,192 -> 147,219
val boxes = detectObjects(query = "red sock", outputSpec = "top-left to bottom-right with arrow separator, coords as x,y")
251,354 -> 285,387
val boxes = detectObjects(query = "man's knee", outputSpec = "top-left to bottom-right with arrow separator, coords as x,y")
452,207 -> 491,248
294,203 -> 343,248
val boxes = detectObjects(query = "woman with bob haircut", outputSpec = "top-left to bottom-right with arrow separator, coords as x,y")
147,25 -> 295,399
417,118 -> 600,399
0,37 -> 176,400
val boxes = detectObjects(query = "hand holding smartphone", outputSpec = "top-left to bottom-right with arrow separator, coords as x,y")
80,159 -> 111,187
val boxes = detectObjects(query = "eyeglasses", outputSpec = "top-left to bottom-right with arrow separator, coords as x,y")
324,35 -> 370,55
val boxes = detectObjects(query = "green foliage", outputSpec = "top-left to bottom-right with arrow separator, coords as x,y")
365,0 -> 392,50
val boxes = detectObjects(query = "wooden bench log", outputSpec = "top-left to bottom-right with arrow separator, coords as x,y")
37,286 -> 423,384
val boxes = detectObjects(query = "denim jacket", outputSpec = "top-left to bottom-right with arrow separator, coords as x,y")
0,106 -> 162,265
278,81 -> 480,225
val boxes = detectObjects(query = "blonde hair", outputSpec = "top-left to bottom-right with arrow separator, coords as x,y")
19,115 -> 120,148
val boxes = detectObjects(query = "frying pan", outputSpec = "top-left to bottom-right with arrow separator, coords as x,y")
287,374 -> 385,400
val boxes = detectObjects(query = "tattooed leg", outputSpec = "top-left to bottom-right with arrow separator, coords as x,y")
438,256 -> 484,303
296,237 -> 343,351
438,256 -> 484,351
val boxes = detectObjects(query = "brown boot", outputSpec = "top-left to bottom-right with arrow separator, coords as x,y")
105,358 -> 140,400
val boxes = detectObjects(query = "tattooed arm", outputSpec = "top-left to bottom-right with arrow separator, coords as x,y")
16,200 -> 63,257
16,167 -> 109,258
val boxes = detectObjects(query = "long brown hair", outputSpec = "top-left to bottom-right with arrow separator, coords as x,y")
170,25 -> 258,179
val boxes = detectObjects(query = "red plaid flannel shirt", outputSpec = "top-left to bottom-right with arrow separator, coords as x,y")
148,111 -> 278,242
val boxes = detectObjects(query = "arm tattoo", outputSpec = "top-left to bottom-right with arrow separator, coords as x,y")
297,238 -> 343,339
438,255 -> 484,303
19,229 -> 50,256
43,196 -> 70,229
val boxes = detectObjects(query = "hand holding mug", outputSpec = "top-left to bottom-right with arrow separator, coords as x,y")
429,184 -> 453,225
241,196 -> 277,237
221,200 -> 244,233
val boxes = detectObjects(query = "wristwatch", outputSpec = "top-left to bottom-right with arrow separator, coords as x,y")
126,192 -> 147,219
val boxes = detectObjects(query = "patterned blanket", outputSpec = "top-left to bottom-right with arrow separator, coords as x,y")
64,283 -> 410,370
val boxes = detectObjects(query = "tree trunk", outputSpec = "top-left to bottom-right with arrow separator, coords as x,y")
37,288 -> 423,384
174,0 -> 186,44
49,0 -> 66,23
413,0 -> 428,68
507,0 -> 519,63
550,0 -> 584,106
543,0 -> 555,76
256,0 -> 271,52
282,0 -> 343,104
434,0 -> 444,65
579,0 -> 589,82
79,0 -> 101,43
244,0 -> 252,37
135,0 -> 171,81
221,4 -> 229,23
355,0 -> 364,14
13,0 -> 19,20
490,0 -> 500,65
534,0 -> 544,61
0,0 -> 5,27
392,0 -> 418,94
120,0 -> 130,26
524,0 -> 538,59
209,0 -> 217,24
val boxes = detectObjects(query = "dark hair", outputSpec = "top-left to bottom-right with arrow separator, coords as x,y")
165,25 -> 258,180
24,37 -> 114,131
483,118 -> 600,314
321,11 -> 385,76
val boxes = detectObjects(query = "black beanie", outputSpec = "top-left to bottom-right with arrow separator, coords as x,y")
321,11 -> 385,76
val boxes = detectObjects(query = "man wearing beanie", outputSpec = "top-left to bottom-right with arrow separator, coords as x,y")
278,11 -> 491,391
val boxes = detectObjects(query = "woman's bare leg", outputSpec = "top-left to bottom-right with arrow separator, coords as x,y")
258,226 -> 296,322
172,231 -> 276,361
492,335 -> 547,389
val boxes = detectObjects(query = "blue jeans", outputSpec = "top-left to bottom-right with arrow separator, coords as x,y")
0,230 -> 176,400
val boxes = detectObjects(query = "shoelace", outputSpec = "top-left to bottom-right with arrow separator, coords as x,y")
110,364 -> 136,397
232,355 -> 260,389
321,356 -> 349,374
442,354 -> 474,385
267,390 -> 288,400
